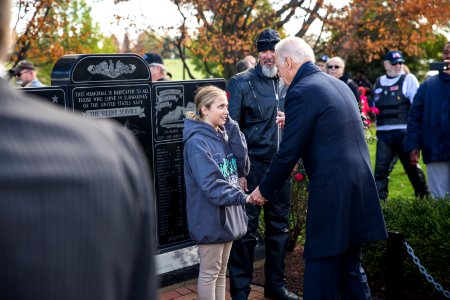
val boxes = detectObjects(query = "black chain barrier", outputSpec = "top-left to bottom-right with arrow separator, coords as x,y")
403,240 -> 450,298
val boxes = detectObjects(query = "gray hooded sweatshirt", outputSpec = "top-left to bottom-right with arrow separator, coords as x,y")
183,117 -> 250,244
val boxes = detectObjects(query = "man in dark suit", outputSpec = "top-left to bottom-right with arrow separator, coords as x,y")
249,37 -> 387,299
0,1 -> 157,299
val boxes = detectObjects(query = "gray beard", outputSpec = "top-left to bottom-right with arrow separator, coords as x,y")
261,65 -> 278,78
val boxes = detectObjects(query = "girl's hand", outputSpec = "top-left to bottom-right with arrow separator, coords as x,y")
239,177 -> 248,192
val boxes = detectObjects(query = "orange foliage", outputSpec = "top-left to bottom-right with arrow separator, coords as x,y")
173,0 -> 330,78
10,0 -> 71,67
10,0 -> 110,70
324,0 -> 450,63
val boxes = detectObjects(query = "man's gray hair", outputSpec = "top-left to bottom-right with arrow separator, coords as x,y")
0,0 -> 11,61
149,63 -> 167,75
327,56 -> 346,68
275,37 -> 315,64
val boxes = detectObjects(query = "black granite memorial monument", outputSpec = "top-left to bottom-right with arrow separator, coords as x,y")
46,53 -> 226,284
21,86 -> 67,110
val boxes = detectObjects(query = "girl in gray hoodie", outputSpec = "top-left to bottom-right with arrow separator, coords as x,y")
183,85 -> 250,300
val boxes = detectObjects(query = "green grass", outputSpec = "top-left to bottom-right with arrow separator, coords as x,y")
367,129 -> 427,199
164,58 -> 205,80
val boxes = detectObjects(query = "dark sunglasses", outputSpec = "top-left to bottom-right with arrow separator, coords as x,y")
327,65 -> 341,69
257,39 -> 280,46
391,61 -> 404,66
15,70 -> 28,77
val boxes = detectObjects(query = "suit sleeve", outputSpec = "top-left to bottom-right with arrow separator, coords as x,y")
185,138 -> 248,206
259,91 -> 316,200
405,82 -> 425,152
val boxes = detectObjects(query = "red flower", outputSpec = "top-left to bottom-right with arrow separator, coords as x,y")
294,172 -> 305,182
370,107 -> 380,115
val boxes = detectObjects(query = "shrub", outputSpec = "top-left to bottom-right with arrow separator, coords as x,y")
363,196 -> 450,298
256,163 -> 308,252
286,171 -> 308,251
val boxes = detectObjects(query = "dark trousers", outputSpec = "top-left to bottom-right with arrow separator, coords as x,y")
303,244 -> 371,300
228,158 -> 291,299
374,130 -> 429,200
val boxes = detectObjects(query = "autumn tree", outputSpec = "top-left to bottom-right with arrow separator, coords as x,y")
131,32 -> 165,56
122,32 -> 131,53
169,0 -> 332,79
10,0 -> 70,67
109,34 -> 121,52
10,0 -> 119,83
109,0 -> 335,78
324,0 -> 450,64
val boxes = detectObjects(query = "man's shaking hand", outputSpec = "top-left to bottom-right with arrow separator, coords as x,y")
248,186 -> 267,206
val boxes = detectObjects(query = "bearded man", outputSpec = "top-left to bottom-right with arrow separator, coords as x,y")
226,29 -> 298,300
373,50 -> 429,200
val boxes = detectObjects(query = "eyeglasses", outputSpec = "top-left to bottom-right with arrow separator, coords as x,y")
391,62 -> 404,66
15,70 -> 28,77
257,39 -> 280,47
327,65 -> 341,69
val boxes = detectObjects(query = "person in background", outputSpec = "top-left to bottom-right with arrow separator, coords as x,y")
235,59 -> 251,73
12,60 -> 44,87
326,56 -> 360,101
249,36 -> 387,300
243,55 -> 257,68
405,42 -> 450,199
354,69 -> 377,126
403,64 -> 411,74
236,55 -> 258,74
315,54 -> 328,71
226,28 -> 298,300
0,1 -> 158,299
143,52 -> 169,81
354,69 -> 373,103
372,50 -> 429,200
183,85 -> 250,300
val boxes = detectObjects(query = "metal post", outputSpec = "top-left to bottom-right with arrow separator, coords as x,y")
385,231 -> 404,299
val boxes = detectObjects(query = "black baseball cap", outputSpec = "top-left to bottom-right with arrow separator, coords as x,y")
385,50 -> 405,64
317,55 -> 329,62
12,60 -> 35,75
143,52 -> 164,65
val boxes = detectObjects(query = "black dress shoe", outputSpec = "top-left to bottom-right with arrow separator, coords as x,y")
264,287 -> 299,300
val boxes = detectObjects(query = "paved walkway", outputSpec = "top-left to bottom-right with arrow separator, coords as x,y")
159,278 -> 265,299
158,259 -> 303,299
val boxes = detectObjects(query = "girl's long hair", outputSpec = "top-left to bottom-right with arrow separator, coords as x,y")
185,85 -> 226,121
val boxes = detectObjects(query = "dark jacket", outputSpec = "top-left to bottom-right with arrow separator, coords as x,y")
340,72 -> 360,101
0,79 -> 157,300
226,64 -> 286,160
183,117 -> 249,244
259,62 -> 387,260
405,72 -> 450,163
374,74 -> 411,126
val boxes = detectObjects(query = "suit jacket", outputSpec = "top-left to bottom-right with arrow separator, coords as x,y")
0,79 -> 157,300
259,62 -> 387,260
